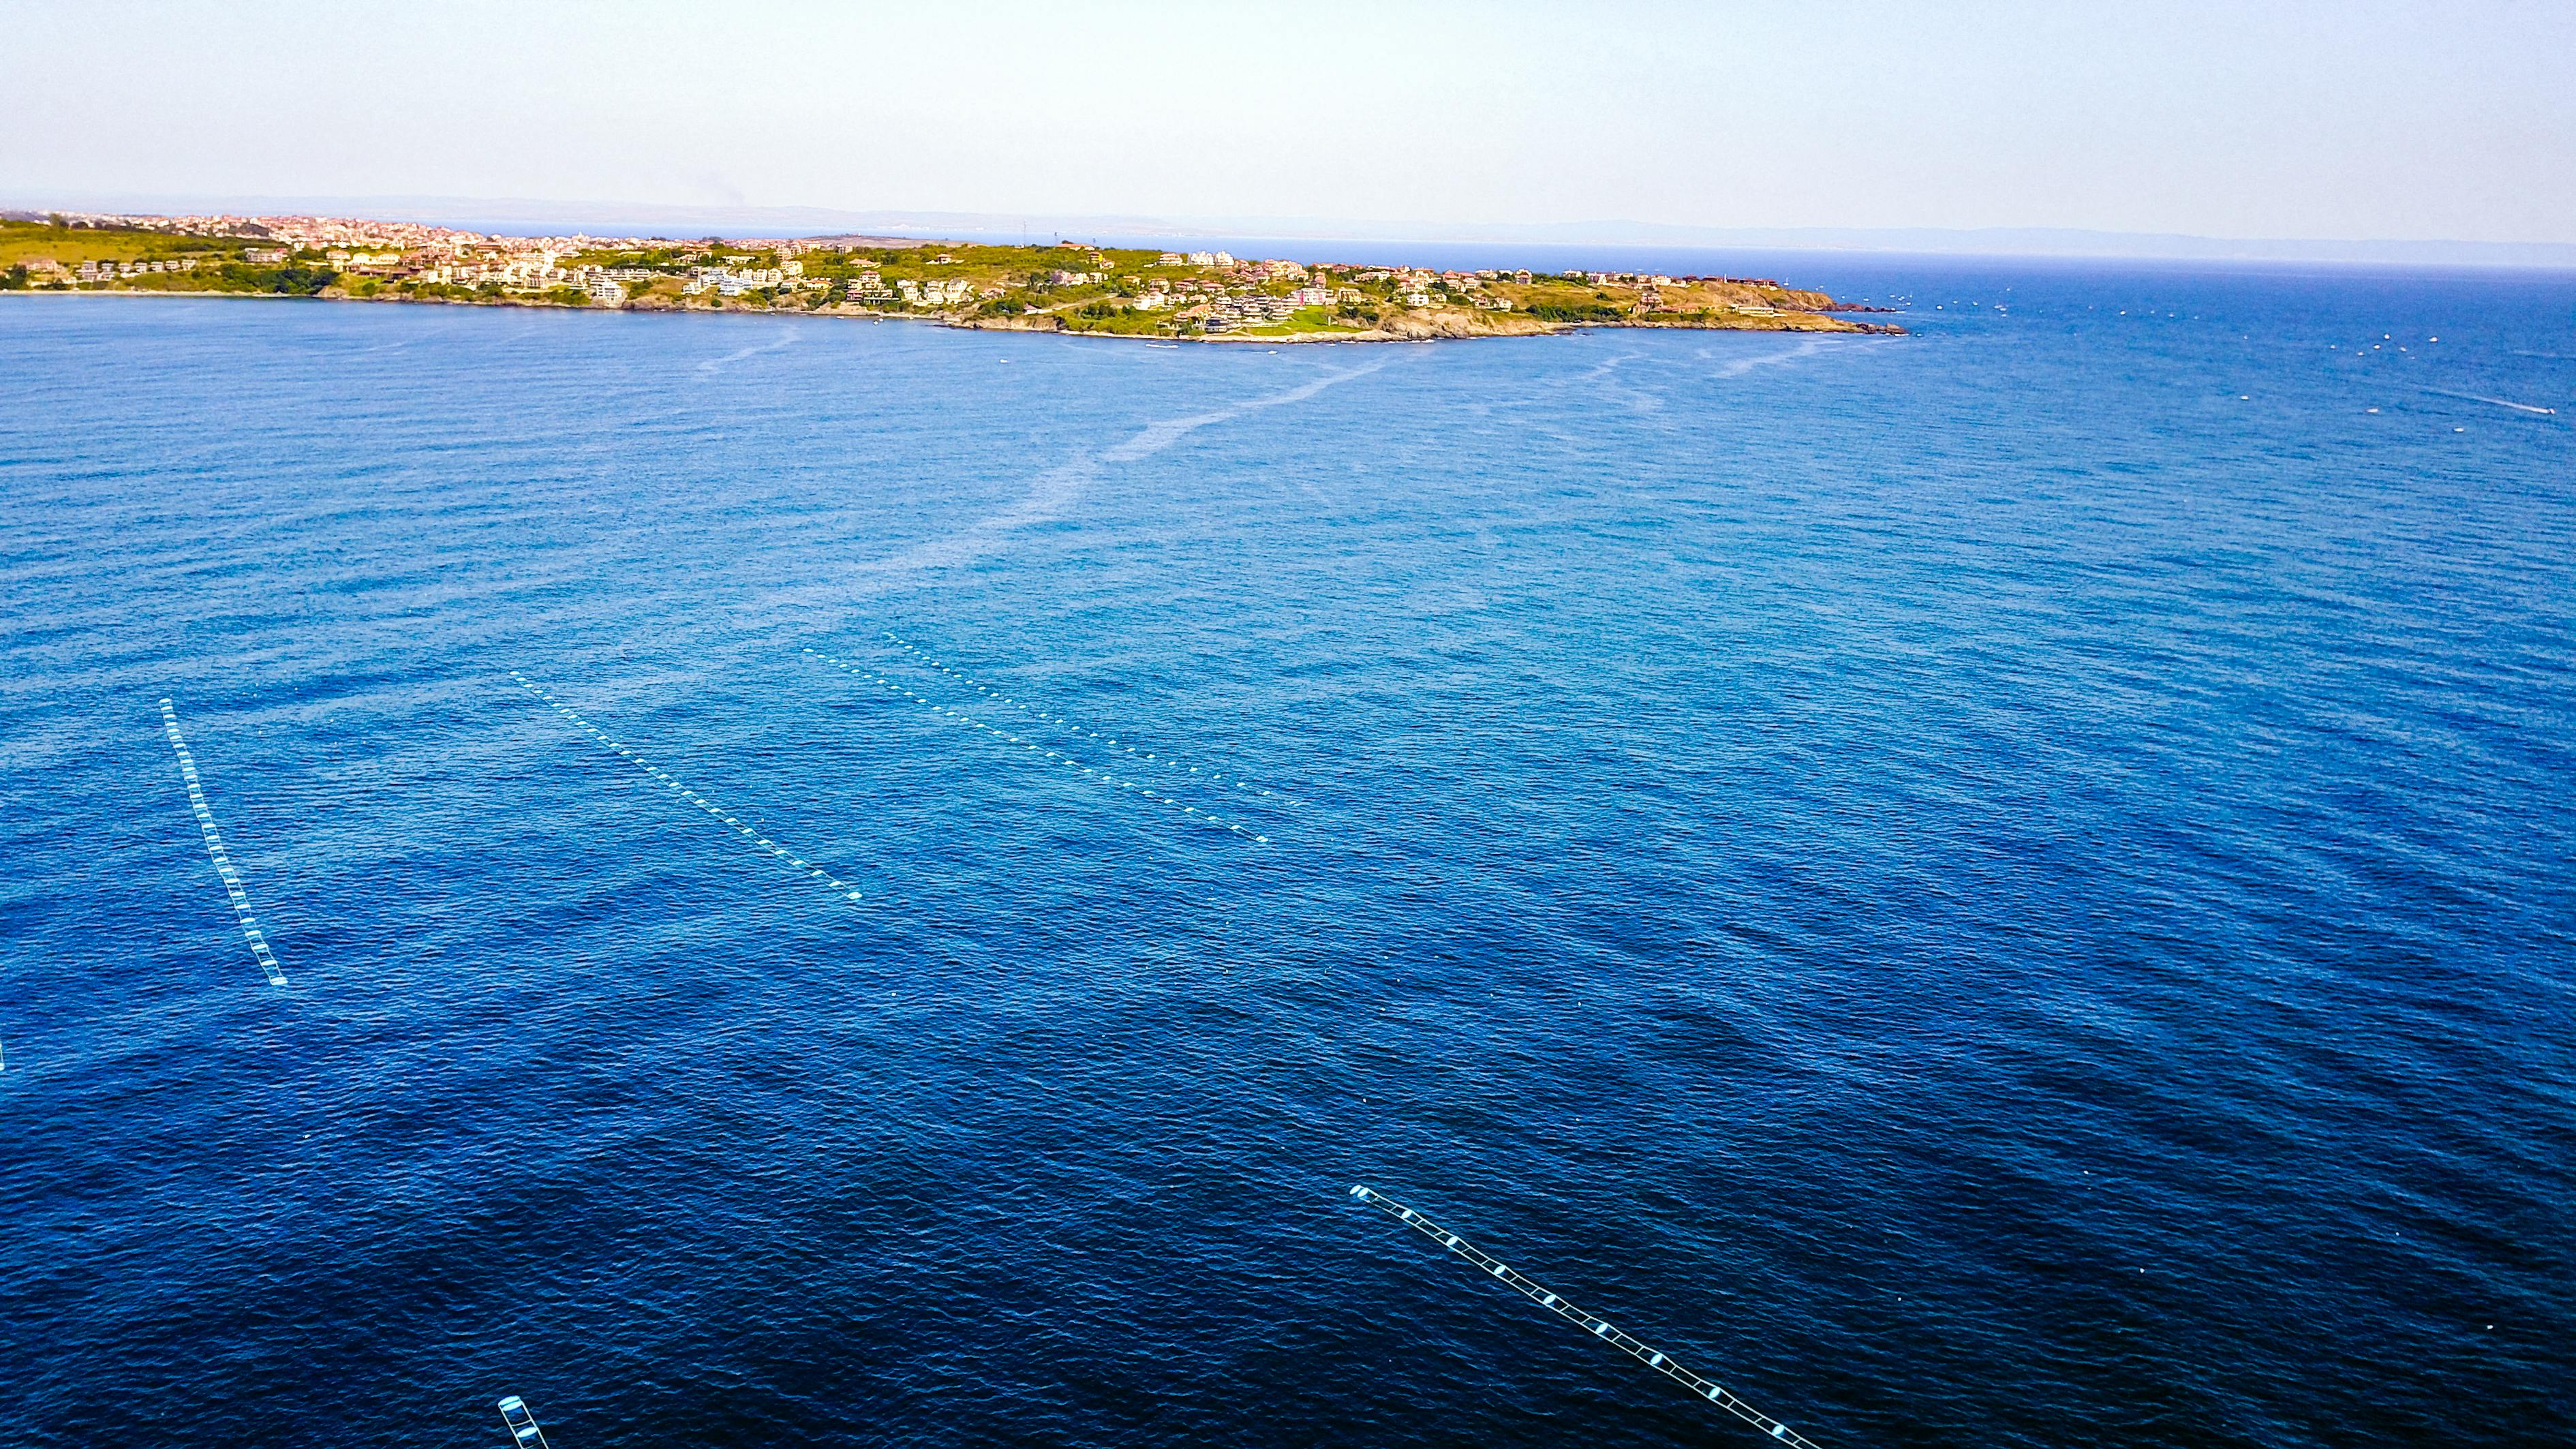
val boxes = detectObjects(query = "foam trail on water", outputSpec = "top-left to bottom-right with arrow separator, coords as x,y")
159,700 -> 288,986
2420,386 -> 2558,416
1696,335 -> 1836,377
510,673 -> 867,904
803,650 -> 1272,845
828,360 -> 1386,596
876,631 -> 1306,808
1350,1186 -> 1828,1446
1569,352 -> 1666,414
695,327 -> 802,376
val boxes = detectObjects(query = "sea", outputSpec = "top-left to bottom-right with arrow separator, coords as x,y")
1,256 -> 2570,1448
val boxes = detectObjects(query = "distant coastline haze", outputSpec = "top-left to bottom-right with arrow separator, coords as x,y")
5,0 -> 2573,259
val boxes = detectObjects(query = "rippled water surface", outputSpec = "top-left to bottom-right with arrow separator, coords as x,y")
3,266 -> 2572,1447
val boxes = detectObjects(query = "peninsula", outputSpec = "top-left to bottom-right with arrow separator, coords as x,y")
1,209 -> 1901,341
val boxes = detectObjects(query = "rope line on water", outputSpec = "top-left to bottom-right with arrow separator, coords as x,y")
803,650 -> 1272,844
1349,1186 -> 1824,1447
159,699 -> 288,986
511,673 -> 867,904
876,630 -> 1306,807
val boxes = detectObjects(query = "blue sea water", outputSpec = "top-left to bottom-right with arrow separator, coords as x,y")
1,264 -> 2571,1448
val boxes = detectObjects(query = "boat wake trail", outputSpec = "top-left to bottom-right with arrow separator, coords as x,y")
1568,353 -> 1663,414
696,328 -> 803,376
831,359 -> 1385,596
1699,335 -> 1836,377
2422,386 -> 2559,416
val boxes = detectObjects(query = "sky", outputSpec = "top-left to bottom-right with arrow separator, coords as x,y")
7,0 -> 2575,244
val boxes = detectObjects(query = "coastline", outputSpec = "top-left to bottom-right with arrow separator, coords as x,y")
4,213 -> 1905,341
2,286 -> 1904,341
943,302 -> 1899,343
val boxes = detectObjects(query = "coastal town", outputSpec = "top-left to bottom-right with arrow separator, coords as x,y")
0,209 -> 1899,341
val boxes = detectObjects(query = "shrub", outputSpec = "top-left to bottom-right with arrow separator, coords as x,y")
1527,302 -> 1625,324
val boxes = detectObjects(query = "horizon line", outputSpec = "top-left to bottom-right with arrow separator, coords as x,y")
14,192 -> 2576,270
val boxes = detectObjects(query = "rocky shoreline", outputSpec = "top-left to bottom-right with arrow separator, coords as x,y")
944,305 -> 1901,343
11,284 -> 1905,344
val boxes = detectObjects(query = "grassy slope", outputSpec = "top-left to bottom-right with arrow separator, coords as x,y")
1,221 -> 250,269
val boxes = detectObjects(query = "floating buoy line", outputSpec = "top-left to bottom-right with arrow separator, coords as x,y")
497,1394 -> 550,1448
510,673 -> 866,904
1349,1186 -> 1824,1447
159,699 -> 288,986
876,630 -> 1306,807
803,650 -> 1271,844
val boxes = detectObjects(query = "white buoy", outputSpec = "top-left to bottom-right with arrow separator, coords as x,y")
1348,1185 -> 1830,1448
496,1394 -> 549,1448
159,701 -> 287,986
512,676 -> 861,906
804,651 -> 1271,845
866,630 -> 1308,806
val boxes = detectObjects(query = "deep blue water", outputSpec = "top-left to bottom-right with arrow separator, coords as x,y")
2,266 -> 2571,1448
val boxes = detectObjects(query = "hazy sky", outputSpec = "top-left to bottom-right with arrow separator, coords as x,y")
8,0 -> 2573,241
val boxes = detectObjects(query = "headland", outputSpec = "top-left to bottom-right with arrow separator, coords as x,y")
0,209 -> 1902,341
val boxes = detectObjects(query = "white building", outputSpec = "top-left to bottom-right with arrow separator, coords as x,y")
897,277 -> 970,305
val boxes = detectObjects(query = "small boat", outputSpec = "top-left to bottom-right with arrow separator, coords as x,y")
497,1396 -> 549,1448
